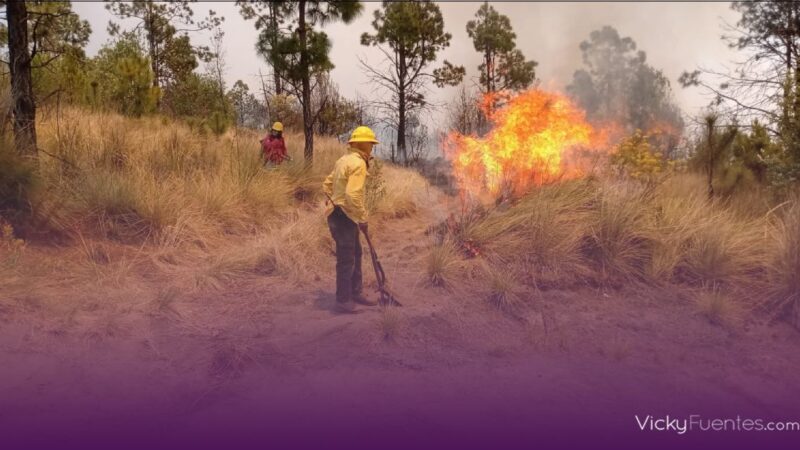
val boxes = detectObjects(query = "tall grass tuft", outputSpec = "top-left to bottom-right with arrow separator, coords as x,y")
426,239 -> 461,288
460,180 -> 593,287
694,287 -> 742,328
583,183 -> 653,285
485,264 -> 522,312
766,200 -> 800,325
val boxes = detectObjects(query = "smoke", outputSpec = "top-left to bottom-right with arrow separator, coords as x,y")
433,2 -> 739,122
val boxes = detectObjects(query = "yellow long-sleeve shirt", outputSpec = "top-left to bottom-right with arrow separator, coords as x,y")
322,149 -> 369,224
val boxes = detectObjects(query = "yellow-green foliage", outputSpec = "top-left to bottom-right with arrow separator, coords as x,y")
611,130 -> 673,182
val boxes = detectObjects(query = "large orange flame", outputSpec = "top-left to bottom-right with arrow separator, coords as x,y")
444,89 -> 609,198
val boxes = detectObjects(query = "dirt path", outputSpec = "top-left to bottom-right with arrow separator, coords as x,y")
2,188 -> 800,449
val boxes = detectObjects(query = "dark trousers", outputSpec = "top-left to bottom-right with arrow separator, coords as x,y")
327,206 -> 363,303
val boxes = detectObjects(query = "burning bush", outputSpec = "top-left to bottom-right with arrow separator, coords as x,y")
443,89 -> 610,199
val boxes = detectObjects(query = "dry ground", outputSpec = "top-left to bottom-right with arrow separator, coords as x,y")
1,181 -> 799,448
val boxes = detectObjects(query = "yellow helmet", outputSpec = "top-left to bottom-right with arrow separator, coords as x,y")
271,122 -> 284,132
348,126 -> 379,144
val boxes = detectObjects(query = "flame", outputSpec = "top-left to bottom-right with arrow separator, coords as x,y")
444,88 -> 609,198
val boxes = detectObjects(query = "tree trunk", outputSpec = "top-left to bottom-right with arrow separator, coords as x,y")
478,47 -> 494,135
270,3 -> 283,95
398,87 -> 407,165
485,49 -> 493,93
7,1 -> 37,157
303,112 -> 314,163
145,3 -> 161,109
273,66 -> 283,96
706,123 -> 714,200
146,4 -> 159,90
397,46 -> 407,164
793,60 -> 800,163
707,165 -> 714,199
298,1 -> 314,163
783,27 -> 792,126
483,1 -> 492,93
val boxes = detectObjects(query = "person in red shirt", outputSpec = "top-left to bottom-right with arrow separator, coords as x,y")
261,121 -> 289,166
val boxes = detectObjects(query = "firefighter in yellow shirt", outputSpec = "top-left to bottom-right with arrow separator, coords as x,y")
322,126 -> 378,313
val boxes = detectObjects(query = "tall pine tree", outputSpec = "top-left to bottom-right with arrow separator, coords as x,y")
466,2 -> 536,94
248,1 -> 362,163
361,1 -> 464,164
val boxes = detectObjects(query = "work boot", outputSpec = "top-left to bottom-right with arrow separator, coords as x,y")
335,300 -> 358,314
352,293 -> 377,306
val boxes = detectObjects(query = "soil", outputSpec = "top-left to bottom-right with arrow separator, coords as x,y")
1,189 -> 799,449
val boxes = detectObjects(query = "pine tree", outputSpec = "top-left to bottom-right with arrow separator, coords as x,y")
2,1 -> 91,156
5,1 -> 37,156
106,1 -> 223,95
237,1 -> 293,96
361,1 -> 464,164
466,2 -> 536,94
248,1 -> 362,163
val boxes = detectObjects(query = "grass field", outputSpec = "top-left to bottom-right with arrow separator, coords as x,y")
1,106 -> 798,331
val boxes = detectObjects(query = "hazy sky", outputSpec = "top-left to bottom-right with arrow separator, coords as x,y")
73,1 -> 741,126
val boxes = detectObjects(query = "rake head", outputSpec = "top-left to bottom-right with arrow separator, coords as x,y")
377,285 -> 402,307
362,229 -> 402,307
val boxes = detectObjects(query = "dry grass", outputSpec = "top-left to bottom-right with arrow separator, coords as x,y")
694,287 -> 743,328
374,164 -> 429,219
3,105 -> 799,335
460,180 -> 593,288
764,200 -> 800,325
36,111 -> 321,239
436,172 -> 798,325
584,182 -> 653,284
484,264 -> 522,312
378,307 -> 403,342
0,107 -> 432,337
32,107 -> 424,246
425,239 -> 461,288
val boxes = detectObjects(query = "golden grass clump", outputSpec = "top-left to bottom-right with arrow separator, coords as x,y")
484,264 -> 522,312
677,216 -> 764,287
765,200 -> 800,325
583,182 -> 653,284
435,172 -> 794,324
694,287 -> 743,328
425,239 -> 461,288
644,185 -> 709,280
373,164 -> 429,219
378,307 -> 403,342
191,208 -> 332,290
459,180 -> 593,287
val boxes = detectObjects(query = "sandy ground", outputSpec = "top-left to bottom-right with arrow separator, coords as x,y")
1,191 -> 799,449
